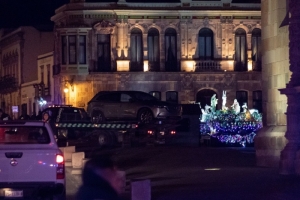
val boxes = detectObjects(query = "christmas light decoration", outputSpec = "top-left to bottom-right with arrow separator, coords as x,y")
199,102 -> 263,146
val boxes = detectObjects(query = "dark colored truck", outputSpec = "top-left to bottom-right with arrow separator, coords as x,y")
39,105 -> 180,147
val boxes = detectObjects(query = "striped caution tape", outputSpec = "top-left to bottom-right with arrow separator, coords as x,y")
55,123 -> 137,129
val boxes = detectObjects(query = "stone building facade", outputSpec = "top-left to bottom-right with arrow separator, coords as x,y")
51,0 -> 262,112
0,27 -> 54,118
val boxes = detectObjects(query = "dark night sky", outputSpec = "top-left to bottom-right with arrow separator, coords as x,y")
0,0 -> 260,29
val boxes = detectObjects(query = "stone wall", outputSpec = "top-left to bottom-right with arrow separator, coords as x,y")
255,0 -> 289,168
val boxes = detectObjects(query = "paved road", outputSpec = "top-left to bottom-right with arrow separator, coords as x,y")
65,127 -> 300,200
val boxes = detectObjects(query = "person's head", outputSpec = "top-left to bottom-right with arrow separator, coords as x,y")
42,112 -> 50,121
82,156 -> 124,194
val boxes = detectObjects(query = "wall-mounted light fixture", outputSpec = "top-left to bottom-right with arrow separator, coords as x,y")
64,79 -> 74,92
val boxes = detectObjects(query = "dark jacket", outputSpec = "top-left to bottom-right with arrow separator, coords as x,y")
0,112 -> 11,120
76,165 -> 123,200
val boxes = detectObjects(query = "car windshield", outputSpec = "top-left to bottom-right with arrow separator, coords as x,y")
133,92 -> 158,101
0,126 -> 50,144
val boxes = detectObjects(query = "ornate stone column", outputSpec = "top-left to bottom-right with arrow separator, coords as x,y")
279,0 -> 300,175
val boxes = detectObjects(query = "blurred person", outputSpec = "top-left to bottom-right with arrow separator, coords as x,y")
0,109 -> 11,120
30,112 -> 37,120
76,156 -> 125,200
19,113 -> 30,120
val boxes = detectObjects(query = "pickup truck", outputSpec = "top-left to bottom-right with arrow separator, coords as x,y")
0,121 -> 66,199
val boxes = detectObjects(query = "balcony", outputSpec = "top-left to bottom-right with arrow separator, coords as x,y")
194,60 -> 221,72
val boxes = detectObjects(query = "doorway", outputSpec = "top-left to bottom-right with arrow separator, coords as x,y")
196,89 -> 218,110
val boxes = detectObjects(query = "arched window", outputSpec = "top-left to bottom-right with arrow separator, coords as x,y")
130,28 -> 143,71
198,28 -> 214,60
97,34 -> 111,72
165,28 -> 178,72
236,90 -> 248,112
251,28 -> 262,71
253,90 -> 262,112
147,28 -> 160,71
234,28 -> 247,71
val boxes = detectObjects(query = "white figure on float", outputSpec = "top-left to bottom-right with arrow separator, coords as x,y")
242,102 -> 248,113
222,90 -> 228,110
210,94 -> 218,112
199,104 -> 211,122
231,99 -> 240,114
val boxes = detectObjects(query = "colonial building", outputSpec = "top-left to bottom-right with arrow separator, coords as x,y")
0,27 -> 54,118
50,0 -> 262,112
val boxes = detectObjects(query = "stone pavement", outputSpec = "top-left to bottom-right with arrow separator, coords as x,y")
65,117 -> 300,200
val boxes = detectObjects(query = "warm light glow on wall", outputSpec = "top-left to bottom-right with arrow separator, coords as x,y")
144,61 -> 149,72
248,60 -> 253,71
116,60 -> 130,71
181,61 -> 195,72
63,87 -> 69,93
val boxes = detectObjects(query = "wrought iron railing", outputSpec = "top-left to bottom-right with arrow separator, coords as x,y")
194,60 -> 221,71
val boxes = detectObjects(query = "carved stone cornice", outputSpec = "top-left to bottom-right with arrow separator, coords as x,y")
0,32 -> 23,48
93,20 -> 116,34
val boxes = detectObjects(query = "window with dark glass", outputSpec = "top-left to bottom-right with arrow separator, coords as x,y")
96,93 -> 120,102
251,28 -> 261,71
69,36 -> 77,64
253,90 -> 262,112
236,91 -> 248,112
166,91 -> 178,103
61,36 -> 67,65
234,28 -> 247,71
149,91 -> 161,100
147,28 -> 160,71
61,35 -> 87,65
165,28 -> 177,72
97,34 -> 111,72
130,28 -> 143,71
79,35 -> 86,64
198,28 -> 213,60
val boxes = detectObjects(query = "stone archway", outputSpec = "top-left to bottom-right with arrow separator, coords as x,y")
196,89 -> 217,110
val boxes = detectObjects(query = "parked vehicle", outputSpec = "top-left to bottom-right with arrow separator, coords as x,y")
38,105 -> 179,148
37,105 -> 89,122
0,120 -> 66,199
87,90 -> 182,124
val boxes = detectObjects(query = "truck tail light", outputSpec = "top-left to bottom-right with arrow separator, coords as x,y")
147,130 -> 154,135
170,130 -> 176,135
56,154 -> 65,179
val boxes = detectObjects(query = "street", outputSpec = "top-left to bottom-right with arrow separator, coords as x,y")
65,127 -> 300,200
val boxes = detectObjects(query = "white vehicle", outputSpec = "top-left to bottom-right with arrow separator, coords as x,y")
0,121 -> 66,199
